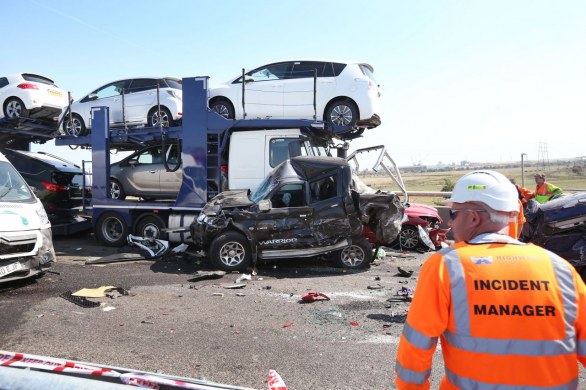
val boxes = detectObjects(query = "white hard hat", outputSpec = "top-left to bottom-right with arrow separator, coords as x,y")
442,170 -> 519,212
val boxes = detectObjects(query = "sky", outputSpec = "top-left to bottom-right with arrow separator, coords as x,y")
2,0 -> 585,168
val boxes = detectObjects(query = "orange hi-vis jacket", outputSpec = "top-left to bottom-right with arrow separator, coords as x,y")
395,233 -> 586,389
535,182 -> 562,204
508,199 -> 526,239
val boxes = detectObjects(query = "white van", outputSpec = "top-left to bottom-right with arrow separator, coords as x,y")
0,151 -> 55,284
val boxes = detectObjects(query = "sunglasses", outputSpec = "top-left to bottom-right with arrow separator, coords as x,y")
449,209 -> 487,220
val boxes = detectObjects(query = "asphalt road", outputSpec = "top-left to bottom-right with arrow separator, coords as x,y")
1,234 -> 584,389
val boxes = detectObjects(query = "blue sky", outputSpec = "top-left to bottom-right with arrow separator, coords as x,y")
3,0 -> 585,167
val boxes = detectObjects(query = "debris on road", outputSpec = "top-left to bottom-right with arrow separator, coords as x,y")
397,267 -> 413,277
367,284 -> 384,290
350,321 -> 360,326
396,286 -> 415,301
188,270 -> 226,282
236,273 -> 252,283
212,293 -> 224,297
85,253 -> 145,265
222,284 -> 246,289
301,291 -> 331,303
282,322 -> 293,328
60,291 -> 101,308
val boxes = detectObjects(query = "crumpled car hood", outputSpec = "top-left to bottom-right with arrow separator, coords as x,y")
201,190 -> 255,215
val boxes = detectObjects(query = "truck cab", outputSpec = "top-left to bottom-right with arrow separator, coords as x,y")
191,156 -> 404,271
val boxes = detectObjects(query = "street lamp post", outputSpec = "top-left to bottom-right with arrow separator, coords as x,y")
521,153 -> 528,187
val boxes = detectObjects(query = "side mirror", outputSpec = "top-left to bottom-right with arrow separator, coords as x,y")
87,94 -> 98,101
128,160 -> 139,167
244,75 -> 254,83
258,199 -> 271,211
30,186 -> 38,195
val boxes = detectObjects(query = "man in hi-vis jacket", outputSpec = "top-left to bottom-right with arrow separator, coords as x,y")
395,170 -> 586,389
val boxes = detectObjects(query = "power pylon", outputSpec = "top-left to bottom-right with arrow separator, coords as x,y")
537,141 -> 550,173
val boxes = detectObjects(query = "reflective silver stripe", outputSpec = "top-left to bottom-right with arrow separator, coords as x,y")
395,360 -> 430,385
549,252 -> 577,340
443,249 -> 471,335
443,329 -> 575,356
578,339 -> 586,357
402,322 -> 438,350
446,367 -> 579,389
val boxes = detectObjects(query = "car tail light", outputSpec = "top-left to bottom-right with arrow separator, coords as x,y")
41,181 -> 66,192
17,83 -> 39,90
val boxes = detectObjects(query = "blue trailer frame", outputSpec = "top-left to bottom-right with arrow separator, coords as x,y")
55,76 -> 362,246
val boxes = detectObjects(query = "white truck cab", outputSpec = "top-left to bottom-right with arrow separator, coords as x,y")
0,151 -> 55,284
228,128 -> 329,191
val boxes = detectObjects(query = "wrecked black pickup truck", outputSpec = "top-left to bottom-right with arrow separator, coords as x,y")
190,156 -> 404,271
522,192 -> 586,282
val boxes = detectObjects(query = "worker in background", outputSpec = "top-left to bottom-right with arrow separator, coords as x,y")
533,172 -> 563,203
395,170 -> 586,389
509,178 -> 534,207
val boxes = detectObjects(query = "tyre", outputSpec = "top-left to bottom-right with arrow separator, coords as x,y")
210,98 -> 235,119
147,107 -> 172,127
399,225 -> 420,250
331,236 -> 372,269
135,214 -> 167,240
110,179 -> 126,200
325,100 -> 358,128
63,114 -> 87,136
95,211 -> 129,247
4,98 -> 28,118
209,231 -> 251,272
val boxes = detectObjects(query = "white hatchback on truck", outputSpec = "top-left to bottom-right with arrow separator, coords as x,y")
0,151 -> 55,284
0,73 -> 68,121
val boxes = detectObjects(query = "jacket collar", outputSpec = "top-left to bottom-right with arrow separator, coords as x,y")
468,232 -> 525,245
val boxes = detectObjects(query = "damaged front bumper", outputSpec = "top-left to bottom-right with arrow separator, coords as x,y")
0,227 -> 55,284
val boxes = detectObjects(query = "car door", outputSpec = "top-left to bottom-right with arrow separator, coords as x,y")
255,183 -> 314,250
242,62 -> 290,119
159,144 -> 183,196
123,78 -> 158,124
121,146 -> 163,197
80,80 -> 130,126
283,61 -> 337,120
308,173 -> 353,244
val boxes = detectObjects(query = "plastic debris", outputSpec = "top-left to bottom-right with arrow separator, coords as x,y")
376,248 -> 386,259
60,291 -> 101,308
282,322 -> 293,328
236,273 -> 251,283
222,284 -> 246,289
350,321 -> 360,326
397,267 -> 413,277
102,306 -> 116,312
170,243 -> 189,254
301,291 -> 330,303
397,286 -> 415,301
188,270 -> 226,282
268,369 -> 288,390
367,284 -> 384,290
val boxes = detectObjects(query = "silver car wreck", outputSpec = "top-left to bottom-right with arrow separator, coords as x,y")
190,156 -> 404,271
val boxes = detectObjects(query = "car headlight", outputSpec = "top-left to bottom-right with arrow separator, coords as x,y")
36,204 -> 50,226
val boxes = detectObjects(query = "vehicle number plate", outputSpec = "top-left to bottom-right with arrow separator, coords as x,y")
48,89 -> 62,97
0,261 -> 23,277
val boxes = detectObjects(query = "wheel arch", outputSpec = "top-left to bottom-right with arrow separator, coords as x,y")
323,96 -> 360,120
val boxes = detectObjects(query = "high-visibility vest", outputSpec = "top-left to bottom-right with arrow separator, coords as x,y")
395,233 -> 586,389
508,199 -> 525,239
535,182 -> 562,204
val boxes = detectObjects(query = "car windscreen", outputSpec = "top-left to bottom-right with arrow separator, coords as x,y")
358,65 -> 377,84
250,175 -> 279,203
164,78 -> 182,89
0,161 -> 34,202
22,73 -> 57,87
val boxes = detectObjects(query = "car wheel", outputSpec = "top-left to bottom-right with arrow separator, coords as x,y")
95,211 -> 129,247
110,179 -> 126,200
399,226 -> 420,250
331,236 -> 372,269
135,214 -> 167,240
325,100 -> 358,128
147,107 -> 172,127
209,231 -> 251,272
210,98 -> 235,119
63,114 -> 88,136
4,98 -> 29,119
